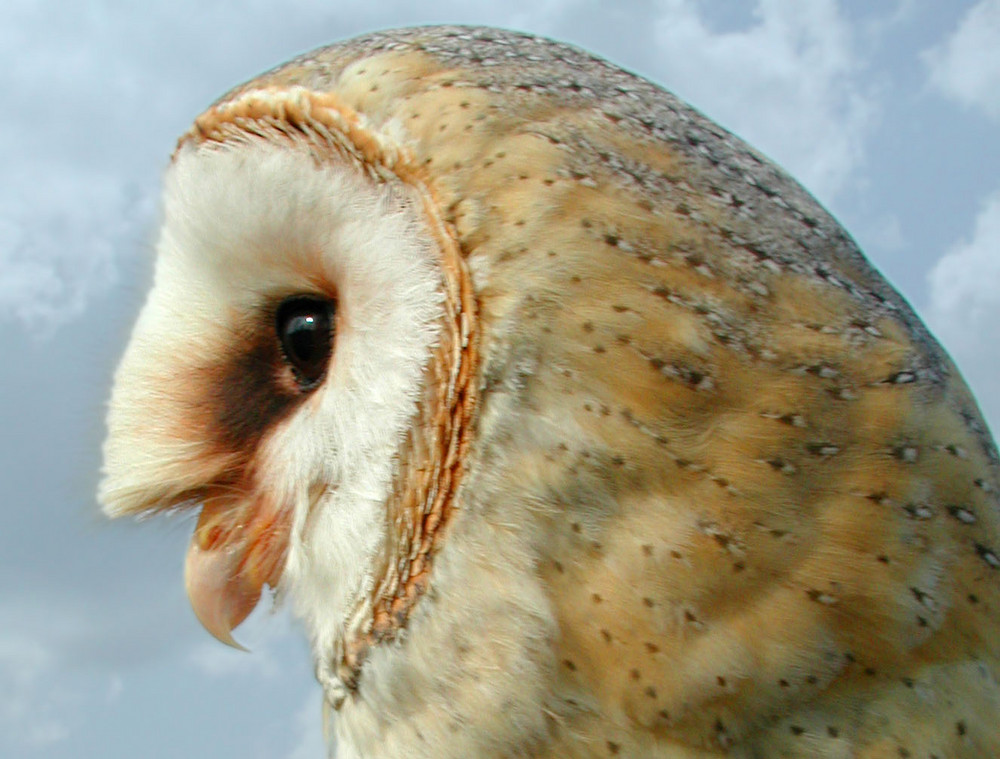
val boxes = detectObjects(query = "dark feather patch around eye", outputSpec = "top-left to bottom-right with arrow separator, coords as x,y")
211,336 -> 298,451
204,295 -> 335,455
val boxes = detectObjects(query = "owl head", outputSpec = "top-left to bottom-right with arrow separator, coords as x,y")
99,85 -> 478,689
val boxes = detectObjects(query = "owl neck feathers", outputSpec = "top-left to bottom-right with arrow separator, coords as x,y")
182,86 -> 480,694
345,265 -> 478,680
341,172 -> 479,689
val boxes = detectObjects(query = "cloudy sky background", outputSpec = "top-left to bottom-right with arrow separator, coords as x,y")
2,1 -> 999,757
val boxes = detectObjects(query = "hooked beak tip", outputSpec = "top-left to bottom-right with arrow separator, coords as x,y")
184,533 -> 259,652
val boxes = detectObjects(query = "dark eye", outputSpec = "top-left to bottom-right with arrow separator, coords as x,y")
275,296 -> 335,389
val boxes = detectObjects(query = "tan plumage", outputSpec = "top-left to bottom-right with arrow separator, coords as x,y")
100,26 -> 1000,758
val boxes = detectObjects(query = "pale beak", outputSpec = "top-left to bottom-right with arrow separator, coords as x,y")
183,498 -> 289,649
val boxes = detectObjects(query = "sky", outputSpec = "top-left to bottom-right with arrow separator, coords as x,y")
1,1 -> 999,757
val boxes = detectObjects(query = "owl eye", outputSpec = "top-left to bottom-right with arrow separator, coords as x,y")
275,296 -> 335,389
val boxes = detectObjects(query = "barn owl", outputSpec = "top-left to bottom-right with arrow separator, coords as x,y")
100,25 -> 1000,758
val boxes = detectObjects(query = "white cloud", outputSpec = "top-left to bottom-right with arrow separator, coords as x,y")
924,0 -> 1000,120
860,0 -> 918,37
106,675 -> 124,703
0,634 -> 69,748
0,175 -> 153,336
868,214 -> 906,252
928,191 -> 1000,433
650,0 -> 875,204
0,3 -> 164,336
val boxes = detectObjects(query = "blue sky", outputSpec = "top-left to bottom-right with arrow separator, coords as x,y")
2,1 -> 999,757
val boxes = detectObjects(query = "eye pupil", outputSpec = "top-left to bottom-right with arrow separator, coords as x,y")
276,297 -> 334,388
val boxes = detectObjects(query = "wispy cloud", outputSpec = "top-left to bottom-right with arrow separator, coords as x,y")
0,633 -> 68,749
924,0 -> 1000,121
928,191 -> 1000,432
650,0 -> 875,204
0,178 -> 152,335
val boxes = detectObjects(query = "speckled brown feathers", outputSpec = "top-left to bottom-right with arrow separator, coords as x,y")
105,26 -> 1000,759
